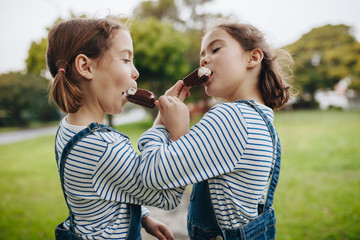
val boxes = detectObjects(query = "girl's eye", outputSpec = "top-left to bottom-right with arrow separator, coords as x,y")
212,47 -> 221,53
123,59 -> 131,63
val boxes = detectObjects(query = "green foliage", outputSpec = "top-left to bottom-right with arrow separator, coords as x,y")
0,72 -> 59,126
131,17 -> 191,96
287,24 -> 360,98
133,0 -> 180,23
0,111 -> 359,239
26,38 -> 48,75
131,0 -> 223,102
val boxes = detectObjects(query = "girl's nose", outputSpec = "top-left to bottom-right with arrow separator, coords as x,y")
200,55 -> 209,67
132,67 -> 140,81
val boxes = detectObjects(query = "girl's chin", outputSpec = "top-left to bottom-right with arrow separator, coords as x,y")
205,87 -> 223,99
204,87 -> 212,97
204,85 -> 216,97
109,102 -> 125,115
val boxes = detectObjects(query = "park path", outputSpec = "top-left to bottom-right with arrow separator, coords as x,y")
0,108 -> 148,145
0,126 -> 58,145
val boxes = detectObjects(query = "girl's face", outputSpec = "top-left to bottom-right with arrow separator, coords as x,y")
200,28 -> 251,101
90,30 -> 139,115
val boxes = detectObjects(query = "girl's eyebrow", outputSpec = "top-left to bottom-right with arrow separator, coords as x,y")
200,39 -> 225,57
119,49 -> 133,57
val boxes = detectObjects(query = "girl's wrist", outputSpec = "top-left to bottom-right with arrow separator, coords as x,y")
153,112 -> 164,126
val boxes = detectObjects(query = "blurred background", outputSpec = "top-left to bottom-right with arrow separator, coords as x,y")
0,0 -> 359,239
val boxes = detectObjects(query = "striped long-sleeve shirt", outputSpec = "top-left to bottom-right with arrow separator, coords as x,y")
55,118 -> 185,239
138,102 -> 275,229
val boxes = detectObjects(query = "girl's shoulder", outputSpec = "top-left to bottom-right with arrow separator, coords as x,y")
203,102 -> 246,124
59,118 -> 130,146
92,129 -> 130,145
209,101 -> 241,112
207,101 -> 247,117
207,101 -> 274,122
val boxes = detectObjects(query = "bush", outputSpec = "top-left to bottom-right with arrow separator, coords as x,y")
0,72 -> 59,127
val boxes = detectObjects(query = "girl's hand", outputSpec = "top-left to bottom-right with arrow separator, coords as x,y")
164,80 -> 191,101
154,80 -> 191,126
156,96 -> 190,141
141,215 -> 174,240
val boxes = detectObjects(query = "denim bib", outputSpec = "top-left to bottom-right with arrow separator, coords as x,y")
187,100 -> 281,240
54,122 -> 142,240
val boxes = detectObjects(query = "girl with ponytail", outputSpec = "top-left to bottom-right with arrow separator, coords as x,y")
138,20 -> 294,240
47,17 -> 189,240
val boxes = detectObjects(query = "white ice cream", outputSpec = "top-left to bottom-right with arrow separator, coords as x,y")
126,88 -> 137,95
198,67 -> 211,77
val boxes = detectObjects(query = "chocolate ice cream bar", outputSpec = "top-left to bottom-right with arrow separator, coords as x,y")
126,88 -> 156,108
183,67 -> 212,87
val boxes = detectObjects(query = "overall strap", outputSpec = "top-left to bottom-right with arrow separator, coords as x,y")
54,122 -> 123,233
239,100 -> 281,211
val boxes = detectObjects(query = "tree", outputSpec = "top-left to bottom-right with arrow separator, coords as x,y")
133,0 -> 181,23
133,0 -> 227,112
131,17 -> 191,96
0,72 -> 59,126
287,24 -> 360,105
26,38 -> 48,75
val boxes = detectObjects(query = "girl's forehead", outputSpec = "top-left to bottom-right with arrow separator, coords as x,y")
202,28 -> 229,44
112,30 -> 133,49
201,28 -> 233,51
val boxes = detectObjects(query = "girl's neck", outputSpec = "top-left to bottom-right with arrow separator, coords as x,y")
227,81 -> 264,105
67,107 -> 105,126
232,91 -> 264,105
226,66 -> 265,104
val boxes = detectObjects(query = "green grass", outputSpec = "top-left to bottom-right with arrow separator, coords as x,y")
0,135 -> 63,240
274,110 -> 360,239
0,110 -> 359,239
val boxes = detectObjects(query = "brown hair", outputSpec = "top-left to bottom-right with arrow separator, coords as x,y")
47,17 -> 127,113
210,22 -> 294,110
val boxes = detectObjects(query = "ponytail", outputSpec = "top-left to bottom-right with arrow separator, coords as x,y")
50,68 -> 82,113
259,48 -> 293,110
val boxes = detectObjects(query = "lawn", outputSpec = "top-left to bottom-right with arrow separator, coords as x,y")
0,110 -> 359,240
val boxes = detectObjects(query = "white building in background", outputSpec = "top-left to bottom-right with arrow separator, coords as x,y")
314,77 -> 353,110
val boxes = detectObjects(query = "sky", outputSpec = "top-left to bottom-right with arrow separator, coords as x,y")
0,0 -> 359,74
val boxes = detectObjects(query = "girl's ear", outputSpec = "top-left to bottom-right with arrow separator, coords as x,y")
74,54 -> 93,80
247,48 -> 264,69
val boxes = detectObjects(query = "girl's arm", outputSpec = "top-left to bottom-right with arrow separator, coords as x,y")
138,102 -> 248,189
92,136 -> 185,210
91,82 -> 190,210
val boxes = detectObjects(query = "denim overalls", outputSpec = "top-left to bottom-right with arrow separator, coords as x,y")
187,100 -> 281,240
54,122 -> 142,240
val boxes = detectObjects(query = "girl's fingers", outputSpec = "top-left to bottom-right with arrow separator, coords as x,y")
165,80 -> 186,97
164,81 -> 180,96
166,96 -> 176,103
178,86 -> 191,101
154,100 -> 162,111
158,96 -> 172,110
158,96 -> 184,111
